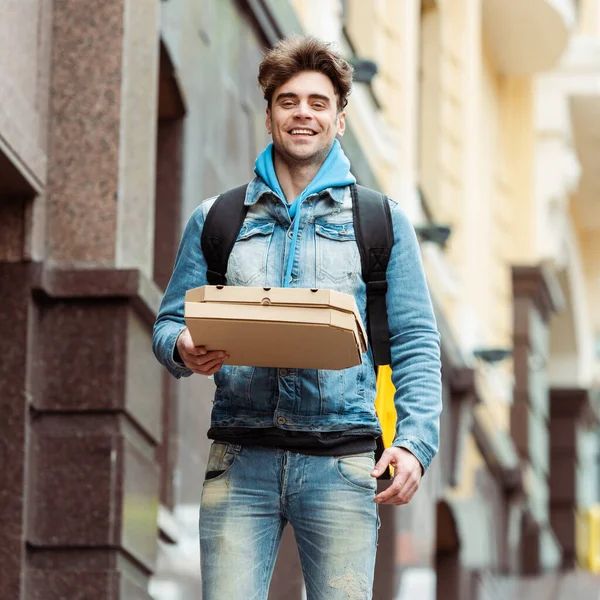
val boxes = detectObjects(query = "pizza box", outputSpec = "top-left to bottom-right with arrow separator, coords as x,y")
184,285 -> 367,370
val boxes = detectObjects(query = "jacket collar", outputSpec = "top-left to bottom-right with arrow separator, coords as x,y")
245,176 -> 347,207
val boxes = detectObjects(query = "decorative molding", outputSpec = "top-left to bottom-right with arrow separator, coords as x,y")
483,0 -> 575,75
550,387 -> 600,426
31,264 -> 162,327
512,264 -> 565,321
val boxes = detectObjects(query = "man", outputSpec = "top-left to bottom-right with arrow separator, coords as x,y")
153,36 -> 442,600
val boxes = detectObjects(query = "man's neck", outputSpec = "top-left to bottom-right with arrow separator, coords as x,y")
273,151 -> 323,203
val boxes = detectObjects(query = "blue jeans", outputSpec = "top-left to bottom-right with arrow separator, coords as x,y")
199,443 -> 379,599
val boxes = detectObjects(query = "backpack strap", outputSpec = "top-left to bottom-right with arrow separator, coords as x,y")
351,184 -> 393,366
201,184 -> 249,285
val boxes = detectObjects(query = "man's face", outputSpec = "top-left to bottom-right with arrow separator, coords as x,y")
266,70 -> 346,166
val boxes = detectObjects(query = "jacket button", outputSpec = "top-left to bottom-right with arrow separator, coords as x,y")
287,230 -> 293,238
277,416 -> 286,425
280,369 -> 288,376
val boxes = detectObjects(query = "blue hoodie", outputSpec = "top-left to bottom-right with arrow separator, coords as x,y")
254,139 -> 356,287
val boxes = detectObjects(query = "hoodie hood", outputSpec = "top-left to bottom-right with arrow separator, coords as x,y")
254,139 -> 356,217
253,139 -> 356,288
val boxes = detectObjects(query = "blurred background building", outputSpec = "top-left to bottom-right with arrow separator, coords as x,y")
0,0 -> 599,599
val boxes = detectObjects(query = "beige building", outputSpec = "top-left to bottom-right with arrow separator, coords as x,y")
292,0 -> 600,597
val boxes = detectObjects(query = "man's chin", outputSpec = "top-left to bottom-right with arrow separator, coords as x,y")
280,143 -> 328,164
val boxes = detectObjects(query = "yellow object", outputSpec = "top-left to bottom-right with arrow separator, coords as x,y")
375,365 -> 398,449
576,504 -> 600,573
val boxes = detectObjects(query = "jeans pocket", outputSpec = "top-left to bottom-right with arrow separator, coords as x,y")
203,442 -> 240,483
335,452 -> 377,492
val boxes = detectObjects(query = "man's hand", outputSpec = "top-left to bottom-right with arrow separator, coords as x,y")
176,328 -> 228,376
371,447 -> 423,505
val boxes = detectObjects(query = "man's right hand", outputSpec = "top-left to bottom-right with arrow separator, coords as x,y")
176,328 -> 228,376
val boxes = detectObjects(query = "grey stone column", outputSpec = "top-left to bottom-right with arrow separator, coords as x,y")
21,0 -> 163,597
25,267 -> 163,600
0,263 -> 35,600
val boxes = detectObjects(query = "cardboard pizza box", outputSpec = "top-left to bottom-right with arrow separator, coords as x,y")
184,286 -> 367,370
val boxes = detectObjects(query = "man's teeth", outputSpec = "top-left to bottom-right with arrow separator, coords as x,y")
290,129 -> 315,135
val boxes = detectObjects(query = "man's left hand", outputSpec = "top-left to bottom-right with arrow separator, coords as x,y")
371,447 -> 422,505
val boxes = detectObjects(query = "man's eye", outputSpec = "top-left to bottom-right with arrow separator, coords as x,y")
313,103 -> 326,109
281,101 -> 295,107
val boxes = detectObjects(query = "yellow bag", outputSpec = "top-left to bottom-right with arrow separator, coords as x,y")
374,365 -> 397,449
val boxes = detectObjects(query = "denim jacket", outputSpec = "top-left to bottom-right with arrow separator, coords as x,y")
152,178 -> 442,471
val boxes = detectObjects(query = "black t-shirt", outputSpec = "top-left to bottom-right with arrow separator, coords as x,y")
208,427 -> 376,456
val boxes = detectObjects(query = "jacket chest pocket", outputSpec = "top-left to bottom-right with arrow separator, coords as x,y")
315,222 -> 361,290
227,221 -> 275,286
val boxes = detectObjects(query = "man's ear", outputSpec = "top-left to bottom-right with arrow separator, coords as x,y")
337,111 -> 346,137
265,107 -> 272,135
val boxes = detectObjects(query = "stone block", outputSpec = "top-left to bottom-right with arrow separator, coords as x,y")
0,262 -> 32,600
32,299 -> 128,412
28,418 -> 121,547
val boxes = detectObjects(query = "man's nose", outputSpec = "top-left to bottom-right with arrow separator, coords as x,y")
293,102 -> 312,119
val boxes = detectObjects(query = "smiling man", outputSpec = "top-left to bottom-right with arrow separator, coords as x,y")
153,36 -> 442,600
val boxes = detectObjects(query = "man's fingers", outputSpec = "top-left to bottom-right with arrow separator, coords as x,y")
190,362 -> 224,376
183,348 -> 213,363
374,475 -> 406,503
375,475 -> 420,505
176,328 -> 221,359
372,447 -> 423,505
371,450 -> 393,478
391,482 -> 419,505
176,327 -> 229,368
190,357 -> 225,374
374,464 -> 418,503
187,345 -> 208,356
176,329 -> 202,355
204,361 -> 225,376
183,350 -> 227,368
201,357 -> 226,371
194,351 -> 227,366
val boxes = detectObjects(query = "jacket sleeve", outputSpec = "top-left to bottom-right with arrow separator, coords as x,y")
386,200 -> 442,472
152,204 -> 209,378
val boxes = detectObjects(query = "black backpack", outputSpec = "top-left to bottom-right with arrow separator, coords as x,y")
201,183 -> 394,367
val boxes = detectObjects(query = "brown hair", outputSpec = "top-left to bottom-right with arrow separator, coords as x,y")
258,36 -> 353,112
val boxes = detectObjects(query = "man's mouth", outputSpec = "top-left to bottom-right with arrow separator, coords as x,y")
289,128 -> 317,136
